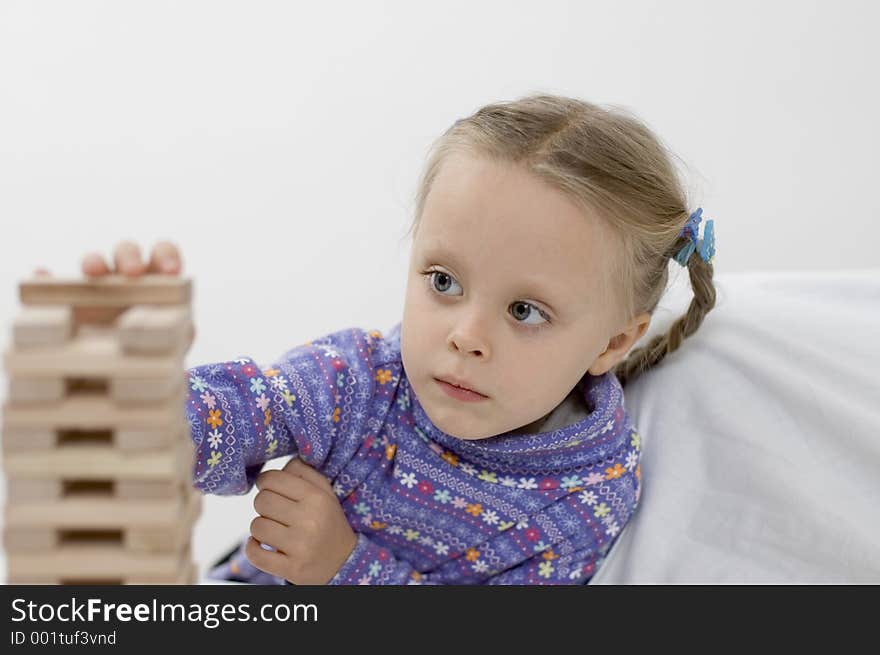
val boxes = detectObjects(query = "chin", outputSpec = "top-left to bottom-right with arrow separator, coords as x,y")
420,402 -> 494,441
428,414 -> 498,441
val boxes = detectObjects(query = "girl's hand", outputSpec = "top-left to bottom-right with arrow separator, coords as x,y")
31,239 -> 190,336
247,458 -> 358,585
82,239 -> 183,278
33,239 -> 184,279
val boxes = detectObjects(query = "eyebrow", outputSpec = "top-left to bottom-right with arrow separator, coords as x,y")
418,244 -> 566,315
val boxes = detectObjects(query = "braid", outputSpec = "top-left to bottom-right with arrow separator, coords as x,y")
613,236 -> 717,388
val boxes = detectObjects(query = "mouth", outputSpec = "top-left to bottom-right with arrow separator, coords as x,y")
434,377 -> 488,401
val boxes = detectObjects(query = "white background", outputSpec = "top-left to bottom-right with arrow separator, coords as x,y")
1,1 -> 878,580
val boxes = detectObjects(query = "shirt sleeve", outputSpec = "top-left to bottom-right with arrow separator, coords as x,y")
185,326 -> 382,496
324,532 -> 605,586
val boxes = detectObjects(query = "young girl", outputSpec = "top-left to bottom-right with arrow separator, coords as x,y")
66,93 -> 717,584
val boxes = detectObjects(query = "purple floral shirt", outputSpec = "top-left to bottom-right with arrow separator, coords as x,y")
185,322 -> 642,585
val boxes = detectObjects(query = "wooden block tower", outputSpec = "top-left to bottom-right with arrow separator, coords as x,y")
2,275 -> 201,584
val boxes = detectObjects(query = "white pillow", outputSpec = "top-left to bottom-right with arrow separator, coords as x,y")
591,267 -> 880,583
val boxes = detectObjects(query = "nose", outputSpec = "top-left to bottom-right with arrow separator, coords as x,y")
447,314 -> 491,359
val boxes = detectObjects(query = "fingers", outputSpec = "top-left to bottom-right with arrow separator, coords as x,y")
81,252 -> 111,277
249,516 -> 288,549
147,240 -> 183,274
282,457 -> 336,497
253,488 -> 300,527
255,469 -> 310,502
114,240 -> 146,277
244,535 -> 286,574
83,241 -> 182,278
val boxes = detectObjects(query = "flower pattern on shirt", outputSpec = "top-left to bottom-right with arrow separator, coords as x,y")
187,323 -> 642,585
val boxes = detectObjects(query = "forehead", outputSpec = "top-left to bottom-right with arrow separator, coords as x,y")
415,152 -> 615,303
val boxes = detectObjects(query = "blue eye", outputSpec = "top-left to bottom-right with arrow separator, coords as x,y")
425,269 -> 461,296
421,269 -> 552,330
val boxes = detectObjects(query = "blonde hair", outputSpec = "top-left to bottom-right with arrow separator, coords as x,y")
403,93 -> 716,388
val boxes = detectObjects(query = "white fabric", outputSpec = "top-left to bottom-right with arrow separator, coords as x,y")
590,267 -> 880,583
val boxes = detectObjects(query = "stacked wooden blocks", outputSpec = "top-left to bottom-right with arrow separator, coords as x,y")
2,275 -> 201,584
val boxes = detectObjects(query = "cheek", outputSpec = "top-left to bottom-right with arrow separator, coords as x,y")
510,344 -> 571,392
401,294 -> 428,366
402,275 -> 425,315
403,280 -> 434,333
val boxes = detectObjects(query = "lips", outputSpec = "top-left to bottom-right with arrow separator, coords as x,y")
435,376 -> 487,397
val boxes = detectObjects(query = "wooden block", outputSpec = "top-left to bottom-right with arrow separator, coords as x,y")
2,421 -> 189,454
7,557 -> 197,585
7,476 -> 189,501
6,478 -> 62,501
111,373 -> 185,403
125,524 -> 190,553
6,373 -> 183,405
71,305 -> 129,327
116,425 -> 183,451
117,305 -> 192,354
5,488 -> 201,530
3,527 -> 58,550
12,306 -> 73,347
4,491 -> 200,554
0,427 -> 57,451
125,492 -> 200,552
117,478 -> 184,499
19,275 -> 192,307
186,560 -> 198,584
7,377 -> 65,403
2,379 -> 187,429
5,540 -> 193,580
3,435 -> 194,480
4,325 -> 188,379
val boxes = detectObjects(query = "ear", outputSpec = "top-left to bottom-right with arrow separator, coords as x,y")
588,312 -> 652,376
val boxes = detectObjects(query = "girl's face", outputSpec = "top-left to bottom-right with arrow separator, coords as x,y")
401,151 -> 650,440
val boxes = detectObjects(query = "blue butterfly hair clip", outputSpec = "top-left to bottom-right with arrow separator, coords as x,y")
673,207 -> 715,266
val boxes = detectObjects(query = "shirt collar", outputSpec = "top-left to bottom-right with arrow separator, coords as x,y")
406,369 -> 633,476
